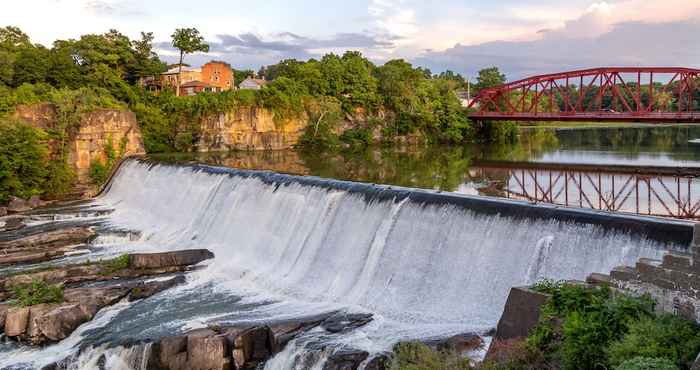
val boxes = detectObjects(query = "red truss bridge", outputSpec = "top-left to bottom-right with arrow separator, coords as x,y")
468,67 -> 700,122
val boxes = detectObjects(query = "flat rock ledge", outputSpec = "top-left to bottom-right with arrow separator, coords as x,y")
0,249 -> 213,346
0,226 -> 97,265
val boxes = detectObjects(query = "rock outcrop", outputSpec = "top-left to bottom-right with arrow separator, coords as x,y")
0,250 -> 212,345
14,103 -> 145,186
198,107 -> 305,151
0,249 -> 212,298
0,226 -> 96,265
150,312 -> 375,370
129,249 -> 215,269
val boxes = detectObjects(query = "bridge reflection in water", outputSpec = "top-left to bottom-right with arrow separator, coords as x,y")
473,161 -> 700,220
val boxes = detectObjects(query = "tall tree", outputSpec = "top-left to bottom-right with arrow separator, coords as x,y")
170,28 -> 209,96
475,67 -> 506,92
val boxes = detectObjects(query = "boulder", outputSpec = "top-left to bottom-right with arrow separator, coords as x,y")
28,195 -> 42,208
0,303 -> 8,332
129,249 -> 215,269
27,304 -> 58,342
229,326 -> 274,370
323,349 -> 370,370
37,304 -> 93,342
128,275 -> 186,301
321,312 -> 373,333
1,216 -> 26,232
7,196 -> 31,213
424,332 -> 484,355
365,354 -> 390,370
157,336 -> 188,369
0,207 -> 7,217
187,334 -> 232,370
5,306 -> 30,337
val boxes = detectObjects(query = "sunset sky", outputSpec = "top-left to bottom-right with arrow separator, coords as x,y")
2,0 -> 699,79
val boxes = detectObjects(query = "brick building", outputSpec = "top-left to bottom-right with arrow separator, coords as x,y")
141,61 -> 234,95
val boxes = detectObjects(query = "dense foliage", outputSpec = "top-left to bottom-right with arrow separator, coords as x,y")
527,281 -> 700,370
0,119 -> 48,203
10,279 -> 64,307
0,25 -> 519,203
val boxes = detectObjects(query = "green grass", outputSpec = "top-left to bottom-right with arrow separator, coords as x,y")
10,279 -> 64,307
99,254 -> 130,275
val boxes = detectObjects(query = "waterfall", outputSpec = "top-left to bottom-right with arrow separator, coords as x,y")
98,160 -> 672,328
1,159 -> 683,369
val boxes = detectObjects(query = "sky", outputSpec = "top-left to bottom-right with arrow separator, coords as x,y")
2,0 -> 699,80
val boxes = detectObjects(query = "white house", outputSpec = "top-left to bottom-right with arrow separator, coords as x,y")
239,77 -> 268,90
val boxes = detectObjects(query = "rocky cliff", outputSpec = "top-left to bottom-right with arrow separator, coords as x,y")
198,107 -> 305,151
14,104 -> 145,183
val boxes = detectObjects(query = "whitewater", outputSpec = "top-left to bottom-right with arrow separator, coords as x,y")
0,159 -> 685,369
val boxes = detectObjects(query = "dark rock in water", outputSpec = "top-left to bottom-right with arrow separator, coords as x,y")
321,312 -> 373,333
128,275 -> 186,301
228,326 -> 275,370
152,325 -> 279,370
1,216 -> 26,232
424,332 -> 484,355
128,249 -> 215,269
323,349 -> 370,370
7,196 -> 31,213
365,353 -> 390,370
0,207 -> 6,217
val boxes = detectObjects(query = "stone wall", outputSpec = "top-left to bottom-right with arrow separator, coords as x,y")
14,104 -> 145,184
198,107 -> 305,151
589,247 -> 700,323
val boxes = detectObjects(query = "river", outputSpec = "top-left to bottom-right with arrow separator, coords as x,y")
0,124 -> 697,369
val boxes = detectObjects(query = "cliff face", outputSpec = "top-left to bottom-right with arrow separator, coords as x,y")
14,104 -> 145,183
198,107 -> 305,151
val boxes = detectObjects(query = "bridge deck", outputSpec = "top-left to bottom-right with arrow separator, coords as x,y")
469,112 -> 700,122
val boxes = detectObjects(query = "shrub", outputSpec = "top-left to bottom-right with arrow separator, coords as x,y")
528,282 -> 657,370
340,126 -> 373,147
390,342 -> 473,370
616,357 -> 679,370
608,315 -> 700,369
100,254 -> 130,274
11,279 -> 64,307
89,158 -> 109,185
479,339 -> 551,370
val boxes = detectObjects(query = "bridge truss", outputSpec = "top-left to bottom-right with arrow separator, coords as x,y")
468,67 -> 700,122
473,162 -> 700,220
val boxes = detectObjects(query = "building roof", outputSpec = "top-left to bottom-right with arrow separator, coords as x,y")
163,66 -> 202,75
241,77 -> 268,86
181,80 -> 213,88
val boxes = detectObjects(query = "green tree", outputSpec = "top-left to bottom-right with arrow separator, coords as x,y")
475,66 -> 506,92
0,119 -> 48,203
171,28 -> 210,96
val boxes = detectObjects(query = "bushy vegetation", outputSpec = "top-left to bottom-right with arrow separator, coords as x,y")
100,254 -> 131,274
10,279 -> 64,307
526,281 -> 700,370
616,357 -> 679,370
390,342 -> 473,370
0,25 -> 519,203
0,118 -> 48,203
386,283 -> 700,370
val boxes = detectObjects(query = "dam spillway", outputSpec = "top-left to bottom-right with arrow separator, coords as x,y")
1,159 -> 693,369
